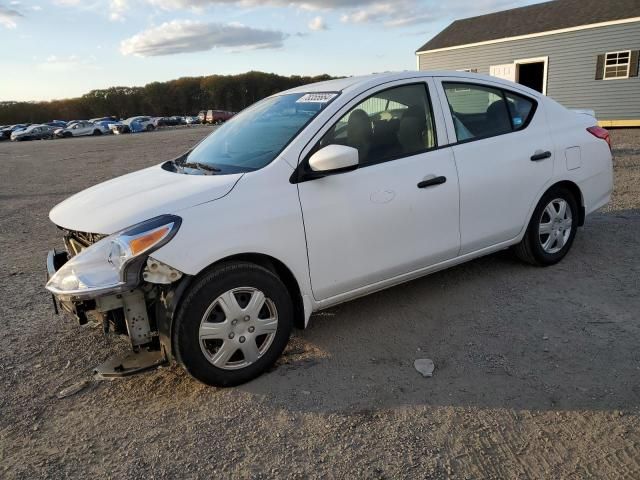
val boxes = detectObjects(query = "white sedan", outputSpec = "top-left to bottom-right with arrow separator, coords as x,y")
45,71 -> 613,386
55,121 -> 109,138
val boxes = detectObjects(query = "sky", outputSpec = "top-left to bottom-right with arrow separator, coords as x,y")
0,0 -> 542,101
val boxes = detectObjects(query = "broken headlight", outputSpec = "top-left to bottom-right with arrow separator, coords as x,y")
46,215 -> 181,299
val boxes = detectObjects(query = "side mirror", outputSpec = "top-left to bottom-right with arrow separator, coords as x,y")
308,144 -> 359,173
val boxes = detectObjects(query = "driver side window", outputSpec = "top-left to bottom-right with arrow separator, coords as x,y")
317,83 -> 436,166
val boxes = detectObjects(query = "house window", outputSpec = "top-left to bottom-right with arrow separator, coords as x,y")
603,51 -> 631,79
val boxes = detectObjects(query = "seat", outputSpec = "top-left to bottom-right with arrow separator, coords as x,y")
347,109 -> 372,164
485,100 -> 512,136
397,106 -> 426,154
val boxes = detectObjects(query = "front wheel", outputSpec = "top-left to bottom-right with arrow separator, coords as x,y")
174,262 -> 293,387
514,186 -> 578,266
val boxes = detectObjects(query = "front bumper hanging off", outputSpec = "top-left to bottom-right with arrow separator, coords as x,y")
47,249 -> 95,324
46,248 -> 170,377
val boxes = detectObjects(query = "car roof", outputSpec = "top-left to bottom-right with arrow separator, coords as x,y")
278,70 -> 543,99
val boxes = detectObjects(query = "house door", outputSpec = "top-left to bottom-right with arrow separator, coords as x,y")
515,57 -> 548,94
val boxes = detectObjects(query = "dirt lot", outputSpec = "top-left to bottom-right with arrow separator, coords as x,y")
1,127 -> 639,479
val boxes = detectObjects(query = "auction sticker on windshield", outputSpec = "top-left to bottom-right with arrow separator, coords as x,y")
296,93 -> 338,103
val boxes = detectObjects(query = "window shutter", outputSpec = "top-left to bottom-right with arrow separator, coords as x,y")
595,54 -> 605,80
630,50 -> 639,78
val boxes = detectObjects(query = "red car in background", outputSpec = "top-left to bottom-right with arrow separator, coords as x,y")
205,110 -> 235,124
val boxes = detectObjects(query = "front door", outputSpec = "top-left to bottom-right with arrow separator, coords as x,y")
297,81 -> 460,301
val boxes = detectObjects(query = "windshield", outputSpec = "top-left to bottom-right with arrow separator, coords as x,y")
177,92 -> 337,174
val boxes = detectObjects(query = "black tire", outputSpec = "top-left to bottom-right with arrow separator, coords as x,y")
92,129 -> 102,136
174,262 -> 293,387
146,124 -> 154,132
514,186 -> 579,266
63,132 -> 72,138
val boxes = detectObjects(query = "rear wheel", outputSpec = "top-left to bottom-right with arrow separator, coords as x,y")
92,129 -> 102,136
514,186 -> 578,266
146,124 -> 155,132
174,262 -> 293,387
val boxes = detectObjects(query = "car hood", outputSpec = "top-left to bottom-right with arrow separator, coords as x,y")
50,163 -> 243,234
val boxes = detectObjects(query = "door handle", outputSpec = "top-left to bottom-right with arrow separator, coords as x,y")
417,176 -> 447,189
530,151 -> 552,161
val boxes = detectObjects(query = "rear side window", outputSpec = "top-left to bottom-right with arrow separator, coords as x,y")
443,82 -> 536,142
504,91 -> 534,130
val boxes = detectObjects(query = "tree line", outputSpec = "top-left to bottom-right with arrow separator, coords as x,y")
0,71 -> 335,125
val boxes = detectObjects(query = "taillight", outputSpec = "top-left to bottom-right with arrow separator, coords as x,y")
587,126 -> 611,150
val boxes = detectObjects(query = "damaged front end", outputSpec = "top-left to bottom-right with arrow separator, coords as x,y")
46,215 -> 189,376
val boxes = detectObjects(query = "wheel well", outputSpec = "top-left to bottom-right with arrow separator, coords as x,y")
550,180 -> 585,226
206,253 -> 306,330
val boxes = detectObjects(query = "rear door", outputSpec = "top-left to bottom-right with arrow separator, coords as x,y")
297,79 -> 460,301
434,78 -> 553,254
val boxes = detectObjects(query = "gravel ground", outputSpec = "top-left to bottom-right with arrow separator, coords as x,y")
0,127 -> 638,479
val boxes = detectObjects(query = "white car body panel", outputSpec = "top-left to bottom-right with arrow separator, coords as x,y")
49,71 -> 613,324
299,147 -> 460,300
49,164 -> 242,234
432,76 -> 555,254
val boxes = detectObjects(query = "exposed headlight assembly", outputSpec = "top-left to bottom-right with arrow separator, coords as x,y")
46,215 -> 181,300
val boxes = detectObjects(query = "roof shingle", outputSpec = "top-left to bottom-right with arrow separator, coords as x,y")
417,0 -> 640,52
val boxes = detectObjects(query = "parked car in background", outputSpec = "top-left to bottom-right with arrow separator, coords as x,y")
185,116 -> 200,125
153,116 -> 184,127
110,116 -> 154,134
109,121 -> 128,134
89,116 -> 119,123
45,71 -> 613,387
46,120 -> 67,129
205,110 -> 235,124
197,110 -> 207,123
1,124 -> 30,140
93,120 -> 116,133
55,121 -> 108,138
128,116 -> 154,131
11,124 -> 56,141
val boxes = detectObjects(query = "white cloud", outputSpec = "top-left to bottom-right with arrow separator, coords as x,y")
107,0 -> 537,29
120,0 -> 535,28
340,0 -> 536,28
339,1 -> 436,27
38,54 -> 101,72
0,4 -> 23,28
109,0 -> 127,20
146,0 -> 381,9
308,15 -> 326,31
120,20 -> 287,56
